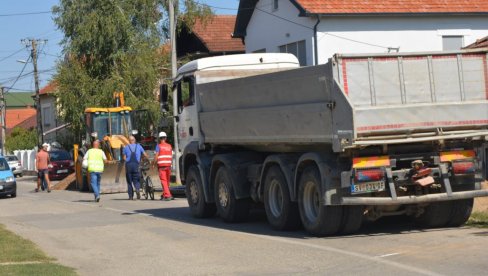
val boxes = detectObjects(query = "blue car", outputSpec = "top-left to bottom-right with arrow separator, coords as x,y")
0,156 -> 16,198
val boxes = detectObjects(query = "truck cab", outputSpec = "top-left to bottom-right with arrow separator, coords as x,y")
173,53 -> 300,152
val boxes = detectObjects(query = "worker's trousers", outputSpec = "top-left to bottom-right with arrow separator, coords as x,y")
126,162 -> 140,198
158,167 -> 172,198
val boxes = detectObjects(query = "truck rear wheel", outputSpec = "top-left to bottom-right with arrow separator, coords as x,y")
447,199 -> 473,227
298,166 -> 342,236
214,166 -> 250,223
414,201 -> 452,228
186,166 -> 216,218
264,166 -> 301,230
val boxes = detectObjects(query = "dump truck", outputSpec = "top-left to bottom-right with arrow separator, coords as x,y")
168,50 -> 488,236
74,92 -> 158,193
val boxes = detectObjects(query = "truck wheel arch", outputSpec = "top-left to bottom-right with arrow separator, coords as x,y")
294,153 -> 339,205
182,142 -> 213,203
210,153 -> 263,200
260,154 -> 299,202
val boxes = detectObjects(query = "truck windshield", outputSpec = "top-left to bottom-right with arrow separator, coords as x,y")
92,111 -> 132,138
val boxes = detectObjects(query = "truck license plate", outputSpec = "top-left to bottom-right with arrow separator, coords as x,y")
351,181 -> 385,194
57,169 -> 68,174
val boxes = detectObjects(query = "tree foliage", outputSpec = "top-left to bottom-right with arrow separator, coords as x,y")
52,0 -> 211,140
5,127 -> 37,152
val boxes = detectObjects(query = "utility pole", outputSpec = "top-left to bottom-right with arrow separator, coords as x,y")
0,87 -> 6,155
169,0 -> 181,184
22,39 -> 45,147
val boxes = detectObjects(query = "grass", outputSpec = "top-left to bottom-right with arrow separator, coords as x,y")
0,224 -> 76,275
467,211 -> 488,228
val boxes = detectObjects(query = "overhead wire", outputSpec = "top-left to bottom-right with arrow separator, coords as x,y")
0,47 -> 27,63
0,11 -> 51,17
193,2 -> 392,50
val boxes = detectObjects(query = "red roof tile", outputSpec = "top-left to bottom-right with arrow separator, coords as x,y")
464,36 -> 488,49
193,15 -> 244,53
39,81 -> 58,95
1,108 -> 37,134
295,0 -> 488,14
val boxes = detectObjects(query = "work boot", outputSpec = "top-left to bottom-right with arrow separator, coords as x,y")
163,196 -> 174,201
136,190 -> 141,200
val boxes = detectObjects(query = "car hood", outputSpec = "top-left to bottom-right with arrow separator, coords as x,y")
0,170 -> 14,180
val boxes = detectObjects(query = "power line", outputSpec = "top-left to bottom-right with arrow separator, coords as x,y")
0,11 -> 51,17
0,47 -> 27,63
5,56 -> 31,93
192,2 -> 391,50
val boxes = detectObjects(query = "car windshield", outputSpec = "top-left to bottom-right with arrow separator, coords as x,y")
0,158 -> 9,171
49,151 -> 71,161
5,156 -> 18,162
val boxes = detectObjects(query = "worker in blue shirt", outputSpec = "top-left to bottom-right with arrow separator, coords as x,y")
123,135 -> 148,200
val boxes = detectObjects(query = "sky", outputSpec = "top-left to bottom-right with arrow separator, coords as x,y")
0,0 -> 239,93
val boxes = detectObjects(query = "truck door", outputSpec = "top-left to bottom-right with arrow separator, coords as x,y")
176,76 -> 199,151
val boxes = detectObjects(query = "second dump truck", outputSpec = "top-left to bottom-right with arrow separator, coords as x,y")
169,50 -> 488,236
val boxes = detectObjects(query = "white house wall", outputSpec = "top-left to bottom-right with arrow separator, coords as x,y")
245,0 -> 315,65
316,16 -> 488,64
244,1 -> 488,66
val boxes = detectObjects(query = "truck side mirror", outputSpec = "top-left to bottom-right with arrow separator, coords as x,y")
160,84 -> 169,112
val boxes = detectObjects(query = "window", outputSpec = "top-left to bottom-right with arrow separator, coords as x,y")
442,36 -> 463,51
177,77 -> 195,114
253,48 -> 266,53
273,0 -> 279,11
279,40 -> 306,66
42,106 -> 51,127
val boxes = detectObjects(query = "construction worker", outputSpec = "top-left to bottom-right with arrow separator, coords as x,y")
35,143 -> 51,193
83,140 -> 108,202
153,132 -> 174,201
123,135 -> 148,200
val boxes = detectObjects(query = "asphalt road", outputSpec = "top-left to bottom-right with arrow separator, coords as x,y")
1,177 -> 488,276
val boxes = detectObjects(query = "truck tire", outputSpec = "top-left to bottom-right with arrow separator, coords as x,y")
264,166 -> 301,230
298,166 -> 342,236
214,166 -> 250,223
186,166 -> 216,218
447,199 -> 473,227
414,201 -> 452,228
340,206 -> 364,234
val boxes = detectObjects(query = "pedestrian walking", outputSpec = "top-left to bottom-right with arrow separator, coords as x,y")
35,143 -> 51,193
153,132 -> 174,201
83,140 -> 108,202
123,135 -> 148,200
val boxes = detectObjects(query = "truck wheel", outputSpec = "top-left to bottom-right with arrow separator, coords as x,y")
214,166 -> 250,223
264,166 -> 301,230
186,166 -> 216,218
414,201 -> 452,228
298,166 -> 342,236
447,199 -> 473,227
340,206 -> 364,234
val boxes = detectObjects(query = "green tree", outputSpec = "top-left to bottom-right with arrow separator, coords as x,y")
52,0 -> 211,140
5,127 -> 37,152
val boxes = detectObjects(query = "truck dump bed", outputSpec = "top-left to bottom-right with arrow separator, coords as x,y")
197,50 -> 488,152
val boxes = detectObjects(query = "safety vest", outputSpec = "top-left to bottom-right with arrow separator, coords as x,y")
87,148 -> 104,172
157,142 -> 173,167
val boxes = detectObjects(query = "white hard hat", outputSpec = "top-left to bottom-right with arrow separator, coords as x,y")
42,143 -> 49,148
158,131 -> 167,138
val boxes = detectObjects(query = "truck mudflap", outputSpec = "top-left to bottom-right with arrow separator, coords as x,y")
341,189 -> 488,205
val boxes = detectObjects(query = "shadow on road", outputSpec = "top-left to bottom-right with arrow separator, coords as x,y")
132,204 -> 454,239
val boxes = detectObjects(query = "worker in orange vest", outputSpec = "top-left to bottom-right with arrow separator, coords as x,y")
153,132 -> 174,201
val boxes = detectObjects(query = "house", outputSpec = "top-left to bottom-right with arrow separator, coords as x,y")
38,81 -> 62,143
177,15 -> 245,59
2,92 -> 36,135
233,0 -> 488,66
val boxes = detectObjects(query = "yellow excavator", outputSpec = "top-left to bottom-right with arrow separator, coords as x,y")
74,92 -> 158,193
